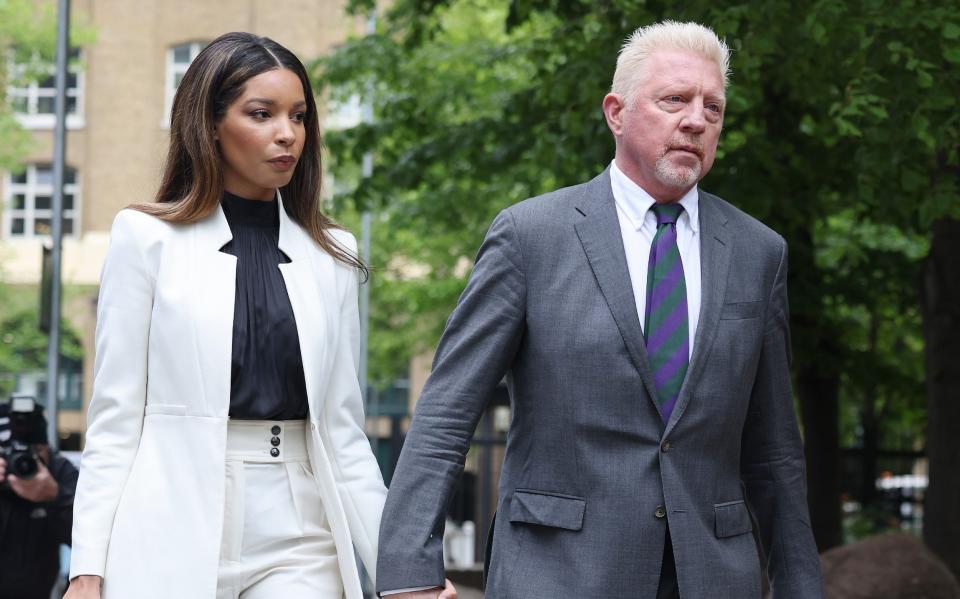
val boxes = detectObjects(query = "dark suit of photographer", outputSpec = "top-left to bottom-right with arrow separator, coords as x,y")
0,403 -> 78,599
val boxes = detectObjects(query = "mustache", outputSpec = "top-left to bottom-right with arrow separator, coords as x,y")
665,137 -> 704,158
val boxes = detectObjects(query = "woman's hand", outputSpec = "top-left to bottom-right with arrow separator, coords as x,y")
389,579 -> 458,599
63,575 -> 102,599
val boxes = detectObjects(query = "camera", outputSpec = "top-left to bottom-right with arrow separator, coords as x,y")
1,395 -> 45,480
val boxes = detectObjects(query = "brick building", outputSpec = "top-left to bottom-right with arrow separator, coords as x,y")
0,0 -> 367,446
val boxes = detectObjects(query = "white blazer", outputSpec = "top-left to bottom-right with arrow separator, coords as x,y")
70,196 -> 387,599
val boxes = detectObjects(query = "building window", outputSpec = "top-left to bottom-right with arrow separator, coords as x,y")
3,164 -> 80,238
7,48 -> 84,129
164,41 -> 205,125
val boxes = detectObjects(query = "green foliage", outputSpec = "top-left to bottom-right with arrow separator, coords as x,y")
843,505 -> 907,544
0,0 -> 96,170
318,0 -> 959,447
0,281 -> 84,398
0,0 -> 58,59
819,211 -> 928,447
0,309 -> 83,369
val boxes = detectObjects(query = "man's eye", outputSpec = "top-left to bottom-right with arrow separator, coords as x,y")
666,95 -> 683,103
707,104 -> 722,113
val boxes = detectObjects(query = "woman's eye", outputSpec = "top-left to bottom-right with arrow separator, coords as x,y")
250,109 -> 270,119
292,112 -> 306,123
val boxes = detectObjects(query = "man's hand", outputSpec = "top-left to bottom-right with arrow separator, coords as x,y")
390,579 -> 458,599
2,456 -> 60,503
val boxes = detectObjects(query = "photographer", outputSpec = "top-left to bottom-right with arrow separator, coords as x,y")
0,397 -> 78,599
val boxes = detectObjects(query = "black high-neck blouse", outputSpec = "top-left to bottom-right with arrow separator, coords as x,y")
220,191 -> 309,420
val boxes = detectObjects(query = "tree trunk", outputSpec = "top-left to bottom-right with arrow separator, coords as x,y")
922,217 -> 960,579
860,314 -> 880,513
789,224 -> 844,552
797,365 -> 844,551
860,410 -> 879,513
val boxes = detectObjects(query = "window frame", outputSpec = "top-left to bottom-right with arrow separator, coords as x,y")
2,164 -> 81,239
163,41 -> 206,127
7,48 -> 86,130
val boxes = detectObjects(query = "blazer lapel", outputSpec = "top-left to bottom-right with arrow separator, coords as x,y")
574,169 -> 661,411
664,191 -> 731,436
276,193 -> 331,421
191,204 -> 237,416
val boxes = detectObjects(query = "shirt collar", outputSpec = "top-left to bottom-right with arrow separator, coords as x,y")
609,159 -> 700,235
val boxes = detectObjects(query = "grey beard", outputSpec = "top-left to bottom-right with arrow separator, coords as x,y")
654,153 -> 702,188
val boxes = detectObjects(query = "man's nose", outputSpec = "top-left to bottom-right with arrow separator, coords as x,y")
680,101 -> 708,133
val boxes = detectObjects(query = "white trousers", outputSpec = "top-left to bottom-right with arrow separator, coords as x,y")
215,419 -> 343,599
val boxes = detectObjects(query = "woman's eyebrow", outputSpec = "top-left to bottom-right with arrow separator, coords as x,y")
244,98 -> 308,108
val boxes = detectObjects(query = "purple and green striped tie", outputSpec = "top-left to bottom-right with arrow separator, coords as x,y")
644,203 -> 689,423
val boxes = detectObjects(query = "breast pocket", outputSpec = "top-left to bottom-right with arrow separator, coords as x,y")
720,301 -> 763,321
144,403 -> 188,416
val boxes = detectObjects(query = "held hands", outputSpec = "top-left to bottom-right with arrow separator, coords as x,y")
63,575 -> 102,599
0,457 -> 59,503
391,579 -> 458,599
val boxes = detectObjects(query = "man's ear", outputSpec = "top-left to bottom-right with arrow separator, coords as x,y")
602,93 -> 626,137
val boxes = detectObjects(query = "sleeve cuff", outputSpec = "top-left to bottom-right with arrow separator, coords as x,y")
68,543 -> 107,580
379,586 -> 439,596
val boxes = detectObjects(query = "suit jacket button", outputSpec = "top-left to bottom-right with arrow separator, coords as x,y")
271,436 -> 281,447
271,425 -> 282,435
661,441 -> 671,452
270,447 -> 280,457
655,506 -> 666,519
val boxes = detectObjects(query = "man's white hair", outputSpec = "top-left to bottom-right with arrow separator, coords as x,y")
611,21 -> 731,106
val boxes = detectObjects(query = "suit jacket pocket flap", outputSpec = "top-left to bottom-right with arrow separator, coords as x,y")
720,301 -> 762,320
714,500 -> 752,538
509,489 -> 585,531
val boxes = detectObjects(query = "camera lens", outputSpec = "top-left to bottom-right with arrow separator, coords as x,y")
10,452 -> 38,479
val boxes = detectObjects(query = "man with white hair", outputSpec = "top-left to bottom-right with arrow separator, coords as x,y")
378,21 -> 824,598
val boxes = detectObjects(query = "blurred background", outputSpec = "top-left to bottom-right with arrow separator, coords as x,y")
0,0 -> 957,597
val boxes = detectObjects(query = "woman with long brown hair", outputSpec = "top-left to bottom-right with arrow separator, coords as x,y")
62,32 -> 453,599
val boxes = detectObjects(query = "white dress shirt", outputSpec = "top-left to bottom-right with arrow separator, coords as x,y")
610,160 -> 702,358
381,164 -> 703,596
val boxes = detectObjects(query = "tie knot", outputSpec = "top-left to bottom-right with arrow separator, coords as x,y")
652,203 -> 684,226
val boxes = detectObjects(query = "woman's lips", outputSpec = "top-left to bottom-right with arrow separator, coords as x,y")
267,156 -> 297,170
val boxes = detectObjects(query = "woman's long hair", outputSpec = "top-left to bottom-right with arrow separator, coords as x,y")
132,32 -> 367,277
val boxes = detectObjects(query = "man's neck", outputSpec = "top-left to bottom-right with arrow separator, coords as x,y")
611,158 -> 694,204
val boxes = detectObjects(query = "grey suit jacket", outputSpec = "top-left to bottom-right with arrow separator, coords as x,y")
377,169 -> 824,598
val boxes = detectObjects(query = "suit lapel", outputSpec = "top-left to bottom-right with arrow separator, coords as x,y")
664,191 -> 731,436
191,204 -> 236,415
574,170 -> 661,411
276,193 -> 331,422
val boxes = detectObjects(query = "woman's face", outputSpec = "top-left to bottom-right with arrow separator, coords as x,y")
215,68 -> 307,201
